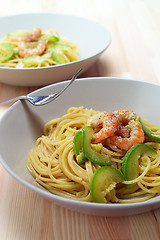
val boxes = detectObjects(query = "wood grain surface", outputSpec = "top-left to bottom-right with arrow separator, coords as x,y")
0,0 -> 160,239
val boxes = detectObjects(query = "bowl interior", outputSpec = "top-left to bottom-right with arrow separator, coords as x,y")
1,77 -> 160,216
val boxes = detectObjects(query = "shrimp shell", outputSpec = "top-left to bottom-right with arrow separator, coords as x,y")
107,121 -> 144,151
18,40 -> 46,58
90,109 -> 145,151
10,28 -> 42,42
91,112 -> 119,144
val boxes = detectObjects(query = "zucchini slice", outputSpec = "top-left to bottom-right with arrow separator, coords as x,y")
122,144 -> 157,183
0,43 -> 14,63
16,56 -> 46,68
90,166 -> 124,203
139,117 -> 160,143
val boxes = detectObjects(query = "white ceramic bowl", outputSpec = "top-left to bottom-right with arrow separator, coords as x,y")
0,13 -> 111,86
0,77 -> 160,216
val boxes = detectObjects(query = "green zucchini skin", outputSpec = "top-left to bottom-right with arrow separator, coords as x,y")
82,126 -> 111,166
139,117 -> 160,143
122,144 -> 157,182
0,43 -> 15,63
90,166 -> 124,203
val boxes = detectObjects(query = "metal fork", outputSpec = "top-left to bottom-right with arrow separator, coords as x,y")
0,69 -> 82,106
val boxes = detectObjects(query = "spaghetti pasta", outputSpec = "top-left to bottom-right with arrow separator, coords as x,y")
0,27 -> 79,68
26,106 -> 160,203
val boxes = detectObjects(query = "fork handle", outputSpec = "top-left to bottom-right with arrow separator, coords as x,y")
0,95 -> 27,105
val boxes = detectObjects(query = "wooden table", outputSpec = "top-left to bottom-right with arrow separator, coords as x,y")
1,0 -> 160,239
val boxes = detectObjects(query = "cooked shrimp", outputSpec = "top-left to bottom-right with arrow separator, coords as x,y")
10,27 -> 42,42
115,125 -> 130,138
89,109 -> 144,149
18,40 -> 46,58
113,110 -> 137,124
113,110 -> 137,138
107,120 -> 144,151
90,112 -> 119,144
87,112 -> 103,129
